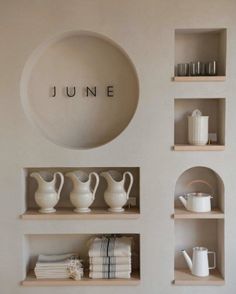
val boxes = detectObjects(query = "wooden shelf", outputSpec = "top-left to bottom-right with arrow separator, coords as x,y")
22,270 -> 140,286
174,208 -> 224,219
173,76 -> 226,82
174,144 -> 225,151
21,208 -> 140,220
174,269 -> 224,285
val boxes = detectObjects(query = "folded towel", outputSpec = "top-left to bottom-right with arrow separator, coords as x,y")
88,237 -> 132,257
89,271 -> 131,279
89,256 -> 131,265
34,253 -> 83,280
89,264 -> 131,272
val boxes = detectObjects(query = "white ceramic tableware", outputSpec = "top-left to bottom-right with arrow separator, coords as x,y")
30,172 -> 64,213
100,170 -> 133,212
181,247 -> 216,277
188,109 -> 209,145
66,170 -> 99,213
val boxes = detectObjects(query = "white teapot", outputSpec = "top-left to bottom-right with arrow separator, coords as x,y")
30,172 -> 64,213
100,170 -> 133,212
66,170 -> 99,213
178,180 -> 213,213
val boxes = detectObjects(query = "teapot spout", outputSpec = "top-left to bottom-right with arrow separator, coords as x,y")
179,196 -> 187,209
181,250 -> 193,272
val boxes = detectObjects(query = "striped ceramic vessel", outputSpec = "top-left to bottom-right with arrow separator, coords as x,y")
188,116 -> 209,145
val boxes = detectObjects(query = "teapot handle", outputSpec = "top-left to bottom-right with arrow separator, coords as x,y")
124,172 -> 134,200
55,172 -> 64,200
90,172 -> 99,201
187,179 -> 214,197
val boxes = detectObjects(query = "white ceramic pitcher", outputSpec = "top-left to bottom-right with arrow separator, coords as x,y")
181,247 -> 216,277
100,170 -> 134,212
30,172 -> 64,213
65,170 -> 99,213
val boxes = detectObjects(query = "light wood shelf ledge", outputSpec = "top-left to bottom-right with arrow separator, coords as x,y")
174,269 -> 224,285
174,208 -> 224,219
21,208 -> 140,220
22,270 -> 140,286
173,76 -> 226,82
173,144 -> 225,151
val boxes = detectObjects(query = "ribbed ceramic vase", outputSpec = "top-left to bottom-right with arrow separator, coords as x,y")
188,110 -> 209,145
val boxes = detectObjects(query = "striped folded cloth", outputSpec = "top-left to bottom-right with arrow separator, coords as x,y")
88,237 -> 132,257
89,271 -> 131,279
89,256 -> 131,265
89,263 -> 131,272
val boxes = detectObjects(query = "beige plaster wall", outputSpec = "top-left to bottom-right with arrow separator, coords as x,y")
0,0 -> 236,293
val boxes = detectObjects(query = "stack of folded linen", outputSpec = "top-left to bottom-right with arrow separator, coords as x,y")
88,236 -> 132,279
34,253 -> 83,280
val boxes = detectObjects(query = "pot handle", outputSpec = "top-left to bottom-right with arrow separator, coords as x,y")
124,172 -> 134,200
208,251 -> 216,270
187,179 -> 214,197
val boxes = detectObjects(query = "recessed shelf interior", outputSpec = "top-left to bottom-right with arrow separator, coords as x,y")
22,233 -> 140,285
175,219 -> 224,280
174,28 -> 227,77
174,98 -> 226,146
22,167 -> 140,217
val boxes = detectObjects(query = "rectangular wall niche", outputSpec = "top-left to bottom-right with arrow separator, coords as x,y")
174,219 -> 224,285
21,167 -> 140,220
22,233 -> 140,286
174,28 -> 227,81
174,98 -> 225,151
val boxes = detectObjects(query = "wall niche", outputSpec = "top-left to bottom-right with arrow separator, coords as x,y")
21,167 -> 140,220
20,31 -> 139,149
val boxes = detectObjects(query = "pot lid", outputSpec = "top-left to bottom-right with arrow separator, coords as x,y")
186,192 -> 211,197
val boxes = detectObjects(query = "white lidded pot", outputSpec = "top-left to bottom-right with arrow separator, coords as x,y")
188,109 -> 209,145
179,180 -> 213,213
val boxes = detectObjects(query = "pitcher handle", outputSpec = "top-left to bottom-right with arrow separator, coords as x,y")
55,172 -> 64,200
90,172 -> 99,201
124,172 -> 134,200
208,251 -> 216,270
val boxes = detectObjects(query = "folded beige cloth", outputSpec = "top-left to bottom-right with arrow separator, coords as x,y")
89,256 -> 131,265
89,263 -> 131,272
89,271 -> 131,279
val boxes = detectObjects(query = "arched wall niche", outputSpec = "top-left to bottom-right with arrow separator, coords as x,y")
174,166 -> 224,212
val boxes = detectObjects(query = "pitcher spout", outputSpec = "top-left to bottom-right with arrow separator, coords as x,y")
65,172 -> 78,183
100,171 -> 114,184
181,250 -> 193,272
30,172 -> 44,183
